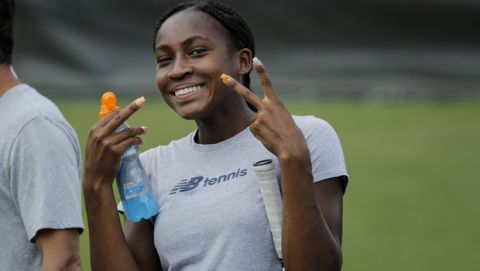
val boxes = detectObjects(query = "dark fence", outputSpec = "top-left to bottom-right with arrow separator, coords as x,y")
13,0 -> 480,100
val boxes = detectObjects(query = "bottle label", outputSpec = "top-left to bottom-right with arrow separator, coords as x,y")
122,179 -> 145,200
117,152 -> 147,200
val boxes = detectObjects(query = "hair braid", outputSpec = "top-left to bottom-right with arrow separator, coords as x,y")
0,0 -> 15,64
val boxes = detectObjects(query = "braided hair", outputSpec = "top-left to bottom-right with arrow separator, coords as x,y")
0,0 -> 15,64
153,0 -> 256,93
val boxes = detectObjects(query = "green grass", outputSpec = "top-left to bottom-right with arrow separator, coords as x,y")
53,98 -> 480,271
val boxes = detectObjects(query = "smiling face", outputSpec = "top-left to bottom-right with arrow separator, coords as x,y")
154,9 -> 243,120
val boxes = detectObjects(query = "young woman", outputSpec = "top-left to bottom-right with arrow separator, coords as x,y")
83,1 -> 348,271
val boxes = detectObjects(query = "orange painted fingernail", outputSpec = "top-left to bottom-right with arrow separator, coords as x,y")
134,96 -> 145,107
220,73 -> 231,84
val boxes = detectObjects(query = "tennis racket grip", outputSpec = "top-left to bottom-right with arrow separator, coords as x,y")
253,159 -> 283,261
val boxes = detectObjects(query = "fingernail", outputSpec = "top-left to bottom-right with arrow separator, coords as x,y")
220,73 -> 231,84
253,57 -> 262,66
134,96 -> 146,107
141,126 -> 149,133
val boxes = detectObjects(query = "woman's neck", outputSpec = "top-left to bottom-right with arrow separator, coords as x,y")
0,64 -> 21,96
194,100 -> 254,144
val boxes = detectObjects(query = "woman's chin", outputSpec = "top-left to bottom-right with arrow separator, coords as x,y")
174,106 -> 205,120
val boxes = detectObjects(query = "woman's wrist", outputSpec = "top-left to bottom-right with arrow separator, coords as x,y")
276,141 -> 310,163
83,177 -> 115,201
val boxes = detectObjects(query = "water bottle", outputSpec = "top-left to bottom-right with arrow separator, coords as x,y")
99,91 -> 160,222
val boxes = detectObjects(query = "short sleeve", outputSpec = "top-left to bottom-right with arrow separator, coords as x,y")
299,116 -> 349,190
9,115 -> 84,241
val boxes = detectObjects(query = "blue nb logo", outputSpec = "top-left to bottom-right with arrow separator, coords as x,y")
169,176 -> 203,194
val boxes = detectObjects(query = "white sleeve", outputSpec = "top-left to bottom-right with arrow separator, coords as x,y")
10,115 -> 84,241
299,116 -> 349,189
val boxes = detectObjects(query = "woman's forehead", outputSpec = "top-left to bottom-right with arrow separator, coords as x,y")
156,9 -> 229,46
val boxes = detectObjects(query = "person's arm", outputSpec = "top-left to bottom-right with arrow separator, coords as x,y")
124,219 -> 162,270
84,183 -> 139,271
222,57 -> 344,270
83,97 -> 155,271
279,153 -> 344,270
35,229 -> 82,271
10,108 -> 85,269
313,178 -> 344,252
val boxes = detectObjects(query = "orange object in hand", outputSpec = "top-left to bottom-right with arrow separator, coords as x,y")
99,91 -> 119,119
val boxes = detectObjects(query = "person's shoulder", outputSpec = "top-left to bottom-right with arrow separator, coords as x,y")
140,131 -> 194,160
4,85 -> 78,144
21,85 -> 65,119
292,115 -> 332,132
292,115 -> 342,144
4,84 -> 67,125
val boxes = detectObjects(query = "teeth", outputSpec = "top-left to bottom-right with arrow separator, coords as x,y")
174,85 -> 202,96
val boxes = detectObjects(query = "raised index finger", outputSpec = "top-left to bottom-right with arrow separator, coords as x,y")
221,73 -> 264,110
253,57 -> 278,101
104,97 -> 145,132
91,109 -> 119,130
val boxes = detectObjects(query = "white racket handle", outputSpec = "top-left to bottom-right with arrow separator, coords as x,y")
253,159 -> 283,262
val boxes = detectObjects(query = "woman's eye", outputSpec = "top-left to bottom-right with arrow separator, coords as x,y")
157,56 -> 172,65
189,48 -> 207,56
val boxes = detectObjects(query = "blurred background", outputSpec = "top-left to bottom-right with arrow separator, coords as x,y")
11,0 -> 480,270
13,0 -> 480,100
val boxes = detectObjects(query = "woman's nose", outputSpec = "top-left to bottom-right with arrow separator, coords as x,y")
167,58 -> 193,80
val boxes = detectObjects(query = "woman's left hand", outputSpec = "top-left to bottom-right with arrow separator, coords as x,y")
224,58 -> 344,271
221,57 -> 309,161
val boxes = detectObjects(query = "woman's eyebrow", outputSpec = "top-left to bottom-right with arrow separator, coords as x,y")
181,35 -> 211,46
155,35 -> 211,53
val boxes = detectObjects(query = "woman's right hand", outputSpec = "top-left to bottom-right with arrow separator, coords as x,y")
83,97 -> 148,193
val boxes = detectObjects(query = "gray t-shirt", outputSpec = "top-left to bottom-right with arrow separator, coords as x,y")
140,115 -> 348,271
0,84 -> 84,270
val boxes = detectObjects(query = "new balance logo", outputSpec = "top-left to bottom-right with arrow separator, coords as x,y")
169,168 -> 248,194
169,176 -> 203,194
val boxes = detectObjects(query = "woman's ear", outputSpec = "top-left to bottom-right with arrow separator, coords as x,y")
236,48 -> 253,76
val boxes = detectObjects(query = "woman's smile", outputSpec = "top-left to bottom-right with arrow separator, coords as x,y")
173,84 -> 204,97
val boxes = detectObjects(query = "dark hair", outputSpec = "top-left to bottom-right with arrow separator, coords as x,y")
0,0 -> 15,64
153,0 -> 255,91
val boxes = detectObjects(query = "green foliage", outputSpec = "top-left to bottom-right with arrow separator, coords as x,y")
54,98 -> 480,271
